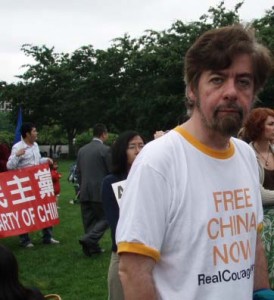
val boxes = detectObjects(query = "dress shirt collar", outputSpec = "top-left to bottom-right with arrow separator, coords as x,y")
93,137 -> 103,144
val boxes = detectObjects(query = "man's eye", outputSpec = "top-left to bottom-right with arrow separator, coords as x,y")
238,79 -> 251,87
211,77 -> 223,84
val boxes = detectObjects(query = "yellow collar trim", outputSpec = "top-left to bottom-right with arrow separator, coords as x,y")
174,126 -> 235,159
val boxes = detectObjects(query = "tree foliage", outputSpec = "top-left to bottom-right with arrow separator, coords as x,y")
1,1 -> 273,155
252,7 -> 274,107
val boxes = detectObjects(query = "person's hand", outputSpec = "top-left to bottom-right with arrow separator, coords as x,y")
47,158 -> 53,165
154,131 -> 165,139
16,148 -> 26,157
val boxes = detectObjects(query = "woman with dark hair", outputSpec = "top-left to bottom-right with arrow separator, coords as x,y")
0,244 -> 44,300
244,107 -> 274,289
102,130 -> 145,300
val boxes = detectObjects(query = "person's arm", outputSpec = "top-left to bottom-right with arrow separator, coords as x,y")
101,177 -> 119,239
40,157 -> 53,165
101,146 -> 112,173
38,145 -> 52,166
119,253 -> 157,300
253,233 -> 274,298
6,144 -> 24,170
253,234 -> 270,291
260,185 -> 274,205
76,157 -> 82,186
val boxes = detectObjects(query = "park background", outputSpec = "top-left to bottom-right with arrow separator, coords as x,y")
0,2 -> 274,299
1,159 -> 111,299
1,1 -> 274,154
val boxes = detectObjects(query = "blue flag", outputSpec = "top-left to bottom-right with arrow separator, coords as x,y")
13,106 -> 23,145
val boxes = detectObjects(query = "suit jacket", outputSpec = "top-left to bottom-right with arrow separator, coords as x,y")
77,139 -> 111,203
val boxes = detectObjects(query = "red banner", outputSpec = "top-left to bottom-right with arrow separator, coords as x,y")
0,164 -> 59,238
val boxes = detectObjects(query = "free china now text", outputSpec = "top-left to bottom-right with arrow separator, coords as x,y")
207,188 -> 257,265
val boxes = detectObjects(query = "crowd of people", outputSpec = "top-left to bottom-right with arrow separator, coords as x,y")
1,23 -> 274,299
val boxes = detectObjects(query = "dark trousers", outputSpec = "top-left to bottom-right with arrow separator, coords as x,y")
79,201 -> 108,246
19,227 -> 52,246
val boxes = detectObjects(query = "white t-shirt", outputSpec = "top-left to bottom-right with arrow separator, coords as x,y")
116,126 -> 263,300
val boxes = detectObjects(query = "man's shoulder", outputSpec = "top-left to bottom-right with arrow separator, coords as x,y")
12,140 -> 25,149
78,140 -> 108,154
92,139 -> 109,150
143,130 -> 179,153
232,137 -> 256,158
232,137 -> 251,150
79,141 -> 94,150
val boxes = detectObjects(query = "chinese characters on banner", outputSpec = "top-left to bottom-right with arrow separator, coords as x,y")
0,164 -> 59,238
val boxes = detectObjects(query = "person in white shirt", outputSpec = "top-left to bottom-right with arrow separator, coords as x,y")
7,122 -> 59,248
116,25 -> 274,300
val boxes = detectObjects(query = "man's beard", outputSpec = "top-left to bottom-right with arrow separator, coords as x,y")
196,100 -> 244,137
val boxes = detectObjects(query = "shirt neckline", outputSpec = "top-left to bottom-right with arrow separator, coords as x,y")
174,126 -> 235,159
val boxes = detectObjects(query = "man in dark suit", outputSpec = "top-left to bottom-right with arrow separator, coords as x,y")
77,123 -> 111,256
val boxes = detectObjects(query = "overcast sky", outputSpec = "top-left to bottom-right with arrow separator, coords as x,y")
2,0 -> 273,83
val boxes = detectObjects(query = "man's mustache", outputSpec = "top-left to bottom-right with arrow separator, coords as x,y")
214,105 -> 243,118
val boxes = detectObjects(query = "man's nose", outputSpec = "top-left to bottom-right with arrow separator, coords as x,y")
223,79 -> 237,100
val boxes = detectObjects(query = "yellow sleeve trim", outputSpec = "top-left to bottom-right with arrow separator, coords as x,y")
117,242 -> 161,262
257,222 -> 263,233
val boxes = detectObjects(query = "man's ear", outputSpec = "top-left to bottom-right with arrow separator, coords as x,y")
186,85 -> 197,102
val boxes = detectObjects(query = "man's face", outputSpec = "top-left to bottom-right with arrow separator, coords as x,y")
190,54 -> 254,137
102,131 -> 109,142
27,127 -> 38,143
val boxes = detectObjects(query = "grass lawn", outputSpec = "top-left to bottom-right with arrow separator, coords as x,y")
1,159 -> 111,300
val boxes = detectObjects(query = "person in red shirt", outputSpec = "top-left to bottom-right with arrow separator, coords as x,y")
50,159 -> 62,208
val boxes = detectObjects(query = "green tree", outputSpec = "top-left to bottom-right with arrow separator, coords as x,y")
7,45 -> 100,157
252,6 -> 274,108
2,1 -> 273,145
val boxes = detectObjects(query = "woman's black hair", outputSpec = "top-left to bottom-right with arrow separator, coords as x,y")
111,130 -> 144,175
0,244 -> 30,300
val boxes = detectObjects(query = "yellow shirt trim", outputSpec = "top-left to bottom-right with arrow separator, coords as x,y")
117,242 -> 160,262
174,126 -> 235,159
257,222 -> 264,233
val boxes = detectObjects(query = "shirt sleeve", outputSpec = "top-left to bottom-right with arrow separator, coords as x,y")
101,175 -> 120,251
39,157 -> 49,165
116,161 -> 171,261
6,144 -> 20,170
